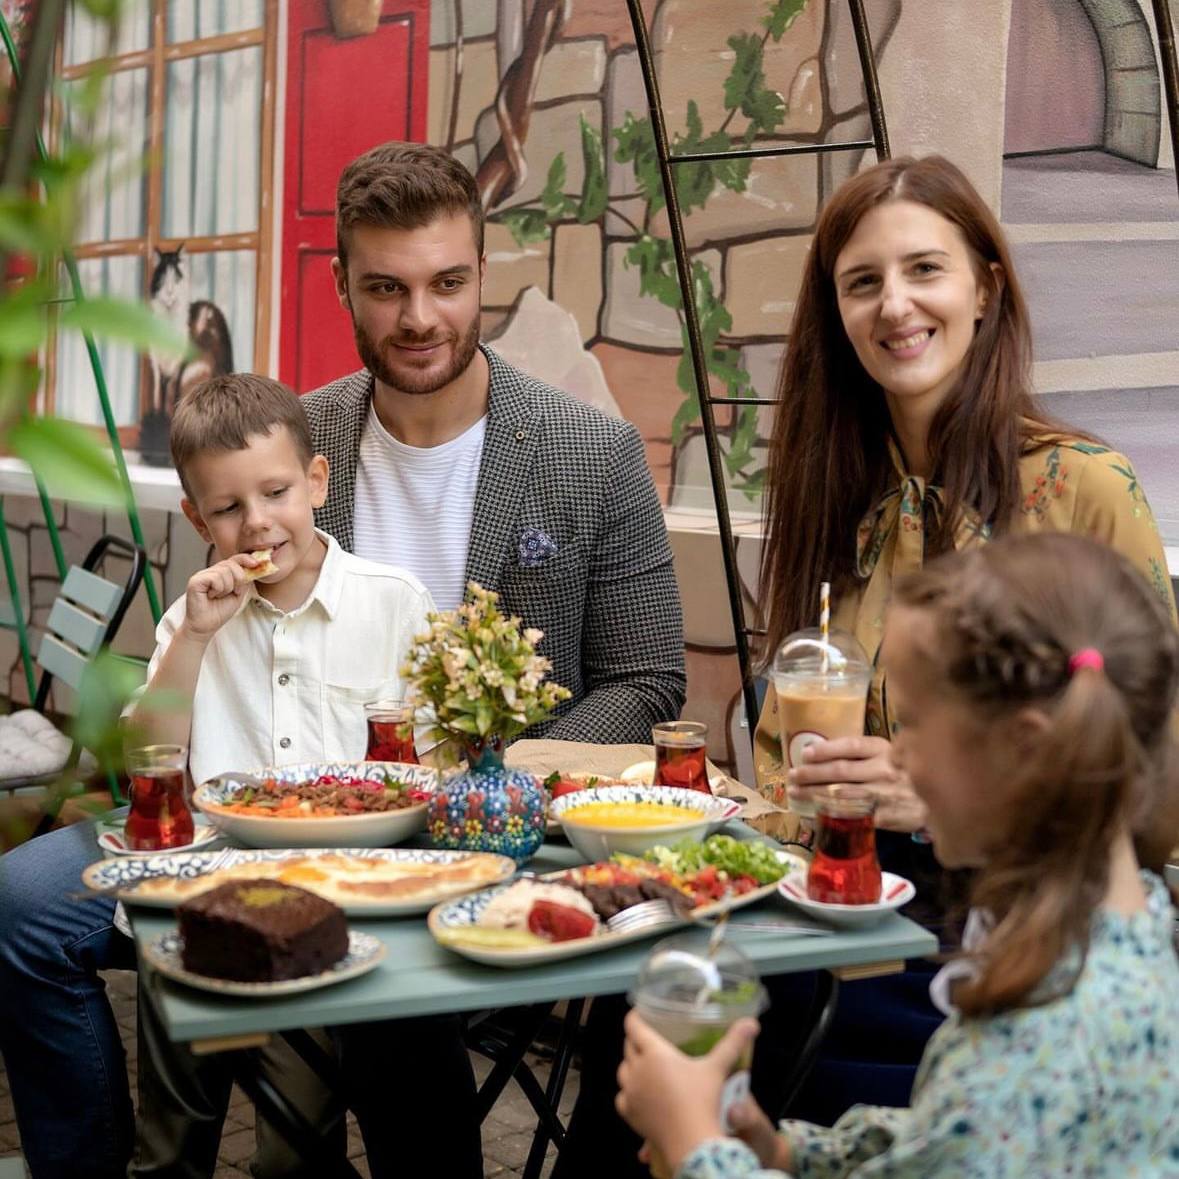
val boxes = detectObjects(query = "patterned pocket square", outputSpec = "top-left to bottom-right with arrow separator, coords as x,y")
518,526 -> 559,568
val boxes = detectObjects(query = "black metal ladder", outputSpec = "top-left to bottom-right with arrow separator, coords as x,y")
624,0 -> 892,751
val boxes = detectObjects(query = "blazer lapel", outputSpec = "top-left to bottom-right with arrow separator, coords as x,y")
464,346 -> 540,593
327,370 -> 373,553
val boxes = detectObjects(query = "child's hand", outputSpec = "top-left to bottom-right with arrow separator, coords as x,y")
616,1011 -> 759,1175
183,554 -> 259,639
728,1096 -> 792,1172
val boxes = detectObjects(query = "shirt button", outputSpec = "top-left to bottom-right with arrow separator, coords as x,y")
279,737 -> 291,749
515,430 -> 526,441
277,674 -> 291,686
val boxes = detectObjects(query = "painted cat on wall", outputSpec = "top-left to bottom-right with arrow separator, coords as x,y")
140,244 -> 234,465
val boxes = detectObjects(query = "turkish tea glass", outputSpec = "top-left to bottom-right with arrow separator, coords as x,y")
364,700 -> 419,764
125,744 -> 194,851
807,785 -> 882,905
652,721 -> 710,793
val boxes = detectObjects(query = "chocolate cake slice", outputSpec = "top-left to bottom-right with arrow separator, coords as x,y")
178,879 -> 348,982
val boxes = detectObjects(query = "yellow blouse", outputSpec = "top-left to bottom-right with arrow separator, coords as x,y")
754,438 -> 1177,796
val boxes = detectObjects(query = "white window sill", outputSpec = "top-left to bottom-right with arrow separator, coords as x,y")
0,455 -> 183,514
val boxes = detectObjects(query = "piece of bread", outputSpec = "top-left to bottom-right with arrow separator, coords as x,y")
243,548 -> 278,580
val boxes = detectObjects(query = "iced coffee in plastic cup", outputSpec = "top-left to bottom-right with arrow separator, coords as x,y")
630,930 -> 767,1177
772,627 -> 872,819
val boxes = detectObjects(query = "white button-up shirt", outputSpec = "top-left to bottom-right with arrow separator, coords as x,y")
146,531 -> 434,786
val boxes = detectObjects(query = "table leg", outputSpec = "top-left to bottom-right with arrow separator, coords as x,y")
522,997 -> 584,1179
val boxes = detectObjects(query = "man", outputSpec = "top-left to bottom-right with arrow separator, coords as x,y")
0,140 -> 685,1179
308,140 -> 685,737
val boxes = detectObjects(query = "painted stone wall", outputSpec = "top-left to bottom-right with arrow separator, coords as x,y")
5,0 -> 1176,778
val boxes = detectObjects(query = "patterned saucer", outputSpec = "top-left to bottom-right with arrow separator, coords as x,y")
142,929 -> 385,997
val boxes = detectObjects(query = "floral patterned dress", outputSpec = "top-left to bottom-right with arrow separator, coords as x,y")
676,873 -> 1179,1179
754,437 -> 1177,795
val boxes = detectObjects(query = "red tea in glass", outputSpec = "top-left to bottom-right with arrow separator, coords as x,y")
365,701 -> 418,764
125,745 -> 193,851
652,721 -> 710,794
807,786 -> 881,905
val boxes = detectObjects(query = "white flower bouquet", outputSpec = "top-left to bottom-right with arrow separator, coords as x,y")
402,582 -> 571,752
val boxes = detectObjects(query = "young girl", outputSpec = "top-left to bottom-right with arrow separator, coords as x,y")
617,533 -> 1179,1177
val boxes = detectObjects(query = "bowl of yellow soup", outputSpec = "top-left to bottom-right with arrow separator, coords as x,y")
550,785 -> 737,860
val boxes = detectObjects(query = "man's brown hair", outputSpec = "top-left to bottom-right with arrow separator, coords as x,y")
170,373 -> 314,498
335,141 -> 484,270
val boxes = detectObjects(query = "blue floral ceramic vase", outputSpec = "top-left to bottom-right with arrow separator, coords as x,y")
427,737 -> 546,863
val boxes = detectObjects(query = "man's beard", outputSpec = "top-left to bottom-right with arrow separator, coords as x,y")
352,313 -> 481,396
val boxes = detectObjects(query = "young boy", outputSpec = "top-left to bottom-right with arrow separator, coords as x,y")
131,372 -> 433,778
127,373 -> 435,1177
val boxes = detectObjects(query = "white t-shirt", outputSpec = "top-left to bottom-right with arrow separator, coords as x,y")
144,532 -> 434,785
352,406 -> 485,611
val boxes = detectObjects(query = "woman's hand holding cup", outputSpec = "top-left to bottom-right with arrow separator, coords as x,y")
788,735 -> 927,833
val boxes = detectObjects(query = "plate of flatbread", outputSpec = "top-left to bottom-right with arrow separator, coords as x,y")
82,847 -> 517,916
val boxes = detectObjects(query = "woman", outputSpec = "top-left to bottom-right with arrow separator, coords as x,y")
755,153 -> 1175,823
618,533 -> 1179,1177
557,155 -> 1176,1173
748,153 -> 1175,1122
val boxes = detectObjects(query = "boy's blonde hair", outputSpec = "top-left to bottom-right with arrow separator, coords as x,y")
170,374 -> 315,498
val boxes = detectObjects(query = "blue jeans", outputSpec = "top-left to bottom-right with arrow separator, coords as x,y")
0,822 -> 135,1179
0,823 -> 482,1179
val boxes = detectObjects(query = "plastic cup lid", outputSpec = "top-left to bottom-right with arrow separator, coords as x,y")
629,931 -> 767,1023
773,626 -> 871,678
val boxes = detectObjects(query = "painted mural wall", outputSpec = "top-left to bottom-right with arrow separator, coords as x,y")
3,0 -> 1177,776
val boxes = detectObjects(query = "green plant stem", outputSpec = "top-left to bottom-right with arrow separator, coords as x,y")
0,4 -> 164,623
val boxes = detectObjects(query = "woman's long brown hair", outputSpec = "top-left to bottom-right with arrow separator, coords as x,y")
760,155 -> 1088,661
893,533 -> 1179,1015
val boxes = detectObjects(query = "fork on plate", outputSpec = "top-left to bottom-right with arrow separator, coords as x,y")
605,898 -> 683,935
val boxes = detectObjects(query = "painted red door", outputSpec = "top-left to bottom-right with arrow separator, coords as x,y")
280,0 -> 429,392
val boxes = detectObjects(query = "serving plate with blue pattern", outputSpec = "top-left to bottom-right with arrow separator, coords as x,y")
82,845 -> 517,916
193,761 -> 439,848
142,929 -> 386,997
428,847 -> 804,968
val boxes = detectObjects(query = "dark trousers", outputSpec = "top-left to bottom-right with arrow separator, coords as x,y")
135,984 -> 483,1179
552,979 -> 818,1179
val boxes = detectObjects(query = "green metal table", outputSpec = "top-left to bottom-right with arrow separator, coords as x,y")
129,835 -> 936,1177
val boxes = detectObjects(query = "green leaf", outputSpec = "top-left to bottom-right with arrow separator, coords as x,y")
0,280 -> 52,357
8,417 -> 124,505
724,32 -> 786,135
59,296 -> 188,356
623,236 -> 682,309
494,207 -> 552,247
764,0 -> 808,41
0,196 -> 64,257
577,116 -> 608,224
78,0 -> 124,19
613,113 -> 665,215
670,382 -> 702,444
539,152 -> 576,219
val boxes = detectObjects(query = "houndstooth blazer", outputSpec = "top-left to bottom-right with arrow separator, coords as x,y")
303,345 -> 686,743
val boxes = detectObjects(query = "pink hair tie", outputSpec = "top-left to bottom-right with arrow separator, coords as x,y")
1068,648 -> 1104,675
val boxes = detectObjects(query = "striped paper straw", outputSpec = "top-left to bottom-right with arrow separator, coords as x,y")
819,581 -> 830,673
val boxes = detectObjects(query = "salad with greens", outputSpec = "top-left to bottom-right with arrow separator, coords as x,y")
640,834 -> 788,886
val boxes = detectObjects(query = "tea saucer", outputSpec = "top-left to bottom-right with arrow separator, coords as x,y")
96,820 -> 220,859
777,871 -> 915,929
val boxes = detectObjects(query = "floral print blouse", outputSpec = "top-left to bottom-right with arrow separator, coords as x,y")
676,873 -> 1179,1179
754,438 -> 1177,795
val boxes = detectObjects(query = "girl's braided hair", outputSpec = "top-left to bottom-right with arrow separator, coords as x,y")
893,532 -> 1179,1014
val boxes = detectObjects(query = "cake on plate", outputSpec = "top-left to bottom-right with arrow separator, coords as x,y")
177,878 -> 348,982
